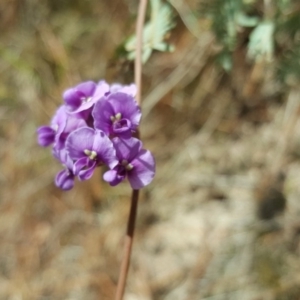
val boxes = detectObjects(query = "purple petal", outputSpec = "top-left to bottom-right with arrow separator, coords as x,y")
53,146 -> 64,162
75,109 -> 92,121
112,119 -> 132,135
103,169 -> 124,186
66,127 -> 95,160
52,147 -> 60,161
55,113 -> 87,150
63,88 -> 82,111
64,114 -> 87,133
118,84 -> 137,97
69,81 -> 107,114
38,106 -> 67,148
93,80 -> 110,101
78,161 -> 97,181
92,98 -> 115,134
112,137 -> 142,161
63,81 -> 97,113
109,84 -> 122,93
73,157 -> 90,175
55,148 -> 74,171
92,130 -> 118,169
51,105 -> 67,134
128,149 -> 155,189
110,83 -> 137,97
37,126 -> 55,147
107,93 -> 141,128
55,169 -> 75,190
71,98 -> 97,114
93,92 -> 141,135
76,81 -> 96,97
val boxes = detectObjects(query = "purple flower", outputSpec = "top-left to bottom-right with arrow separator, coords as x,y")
63,81 -> 109,113
56,111 -> 87,150
53,148 -> 75,190
37,105 -> 67,147
37,126 -> 56,147
92,92 -> 141,137
66,127 -> 118,181
103,137 -> 155,189
37,105 -> 87,150
110,83 -> 137,97
37,78 -> 156,191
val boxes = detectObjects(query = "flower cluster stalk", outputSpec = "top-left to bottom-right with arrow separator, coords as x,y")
114,1 -> 148,300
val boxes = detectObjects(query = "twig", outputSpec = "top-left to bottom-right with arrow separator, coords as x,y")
114,190 -> 140,300
134,0 -> 148,106
114,1 -> 148,299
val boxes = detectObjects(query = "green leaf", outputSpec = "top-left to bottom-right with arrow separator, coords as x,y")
125,0 -> 176,63
236,12 -> 258,27
200,0 -> 259,51
217,51 -> 233,72
247,21 -> 275,61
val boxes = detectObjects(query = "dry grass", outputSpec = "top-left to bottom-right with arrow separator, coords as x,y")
1,0 -> 300,299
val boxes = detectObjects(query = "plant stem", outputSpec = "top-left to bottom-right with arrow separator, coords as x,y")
114,1 -> 147,300
135,0 -> 148,106
114,190 -> 140,300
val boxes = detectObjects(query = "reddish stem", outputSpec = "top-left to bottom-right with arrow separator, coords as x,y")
114,190 -> 140,300
114,1 -> 147,300
134,0 -> 148,106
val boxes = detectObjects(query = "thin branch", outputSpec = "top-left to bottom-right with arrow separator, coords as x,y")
114,190 -> 140,300
134,0 -> 148,106
114,1 -> 148,300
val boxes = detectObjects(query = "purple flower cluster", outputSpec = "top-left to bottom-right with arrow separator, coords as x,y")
37,81 -> 155,191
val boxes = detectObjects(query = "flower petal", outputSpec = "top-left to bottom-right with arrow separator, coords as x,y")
103,169 -> 124,186
51,105 -> 67,135
110,83 -> 137,97
63,88 -> 82,111
64,114 -> 87,133
73,157 -> 90,175
118,84 -> 137,97
112,137 -> 142,161
107,92 -> 141,128
37,126 -> 55,147
93,92 -> 141,135
70,100 -> 94,113
93,80 -> 110,101
63,81 -> 97,113
54,148 -> 74,171
54,114 -> 87,151
112,119 -> 132,135
55,169 -> 75,190
92,130 -> 118,169
109,83 -> 122,93
92,98 -> 115,134
78,161 -> 97,181
76,81 -> 96,97
128,149 -> 155,189
66,127 -> 95,160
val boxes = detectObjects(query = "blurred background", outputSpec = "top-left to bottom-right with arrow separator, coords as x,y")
1,0 -> 300,299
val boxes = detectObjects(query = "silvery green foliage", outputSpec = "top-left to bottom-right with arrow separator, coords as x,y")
275,0 -> 300,84
200,0 -> 258,71
247,21 -> 275,62
125,0 -> 176,63
201,0 -> 258,52
201,0 -> 300,83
